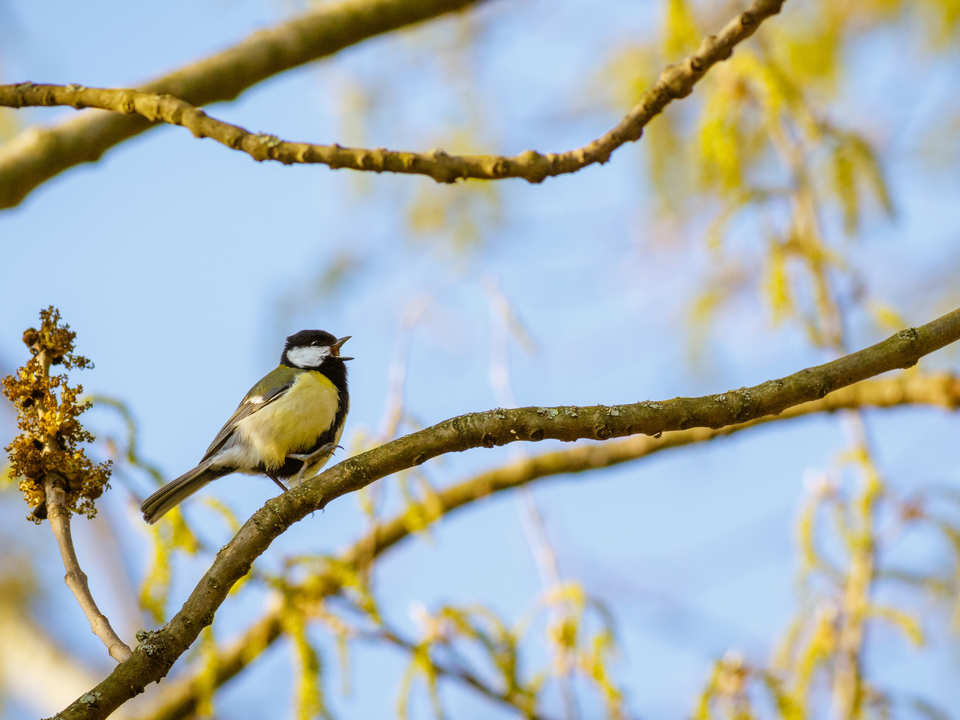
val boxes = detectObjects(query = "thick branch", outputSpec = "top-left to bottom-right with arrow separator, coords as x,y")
60,308 -> 960,720
136,371 -> 960,720
0,0 -> 486,210
0,0 -> 784,191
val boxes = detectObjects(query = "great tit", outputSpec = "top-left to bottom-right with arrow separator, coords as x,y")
140,330 -> 352,524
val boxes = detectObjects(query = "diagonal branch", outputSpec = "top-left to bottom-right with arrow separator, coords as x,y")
0,0 -> 487,211
135,371 -> 960,720
57,307 -> 960,720
0,0 -> 786,202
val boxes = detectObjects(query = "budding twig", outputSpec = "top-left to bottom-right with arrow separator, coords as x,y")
2,308 -> 129,662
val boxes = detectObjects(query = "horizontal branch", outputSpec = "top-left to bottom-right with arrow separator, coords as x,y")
0,0 -> 785,195
135,371 -> 960,720
0,0 -> 486,210
61,307 -> 960,720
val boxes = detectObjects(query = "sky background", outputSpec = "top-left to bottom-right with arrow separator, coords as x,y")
1,0 -> 960,718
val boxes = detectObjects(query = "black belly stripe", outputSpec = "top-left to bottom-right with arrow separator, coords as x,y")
258,360 -> 349,480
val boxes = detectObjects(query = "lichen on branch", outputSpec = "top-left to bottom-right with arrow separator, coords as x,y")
1,306 -> 111,521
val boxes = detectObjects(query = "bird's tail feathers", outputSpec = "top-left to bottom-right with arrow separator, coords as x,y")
140,461 -> 228,524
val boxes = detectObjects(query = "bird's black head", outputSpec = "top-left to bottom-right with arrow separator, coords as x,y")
281,330 -> 353,369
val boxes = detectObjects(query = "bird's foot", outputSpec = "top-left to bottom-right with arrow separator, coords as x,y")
287,443 -> 342,485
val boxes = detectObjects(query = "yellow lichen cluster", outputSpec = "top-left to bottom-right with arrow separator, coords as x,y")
1,306 -> 112,522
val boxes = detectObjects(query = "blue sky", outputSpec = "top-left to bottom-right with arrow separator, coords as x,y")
1,0 -> 960,718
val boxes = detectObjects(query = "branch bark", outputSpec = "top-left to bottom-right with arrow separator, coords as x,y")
0,0 -> 487,210
57,307 -> 960,720
135,371 -> 960,720
0,0 -> 785,193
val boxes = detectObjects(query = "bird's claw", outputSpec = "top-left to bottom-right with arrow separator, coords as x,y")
287,443 -> 342,485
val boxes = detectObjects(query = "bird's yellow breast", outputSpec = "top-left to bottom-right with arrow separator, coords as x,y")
234,371 -> 340,470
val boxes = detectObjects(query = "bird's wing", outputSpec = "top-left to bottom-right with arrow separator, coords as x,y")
200,370 -> 298,462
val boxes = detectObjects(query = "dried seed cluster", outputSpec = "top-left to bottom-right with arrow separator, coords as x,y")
2,307 -> 111,522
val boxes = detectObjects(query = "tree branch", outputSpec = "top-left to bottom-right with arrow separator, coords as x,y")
136,370 -> 960,720
0,0 -> 785,199
58,307 -> 960,720
30,346 -> 132,664
0,0 -> 487,210
44,472 -> 133,663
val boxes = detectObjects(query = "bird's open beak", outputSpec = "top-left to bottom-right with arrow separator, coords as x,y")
332,336 -> 353,361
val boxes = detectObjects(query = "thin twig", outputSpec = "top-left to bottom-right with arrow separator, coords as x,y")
0,0 -> 786,188
44,473 -> 133,662
34,350 -> 132,663
354,295 -> 434,574
378,294 -> 433,442
829,415 -> 878,720
485,278 -> 580,720
766,122 -> 879,716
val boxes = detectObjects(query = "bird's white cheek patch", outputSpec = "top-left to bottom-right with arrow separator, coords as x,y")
287,346 -> 330,368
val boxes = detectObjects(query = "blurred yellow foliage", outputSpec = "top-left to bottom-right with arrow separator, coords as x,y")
664,0 -> 699,60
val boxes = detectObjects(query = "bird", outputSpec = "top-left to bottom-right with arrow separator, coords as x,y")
140,330 -> 352,524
